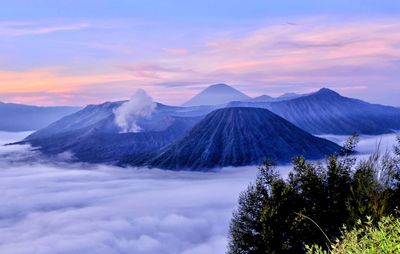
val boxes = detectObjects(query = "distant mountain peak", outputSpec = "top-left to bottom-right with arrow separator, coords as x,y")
277,92 -> 303,100
315,88 -> 340,96
200,83 -> 242,93
207,83 -> 231,89
280,92 -> 299,97
250,95 -> 274,102
183,83 -> 250,107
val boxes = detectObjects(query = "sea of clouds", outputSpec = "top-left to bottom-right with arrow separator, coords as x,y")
0,132 -> 397,254
0,132 -> 260,254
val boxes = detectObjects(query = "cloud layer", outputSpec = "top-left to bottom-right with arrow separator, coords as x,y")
0,21 -> 90,38
0,132 -> 260,254
0,132 -> 397,253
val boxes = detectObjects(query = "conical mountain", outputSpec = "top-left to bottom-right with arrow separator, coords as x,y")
183,84 -> 250,106
140,107 -> 341,170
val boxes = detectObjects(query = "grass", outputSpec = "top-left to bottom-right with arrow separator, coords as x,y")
306,215 -> 400,254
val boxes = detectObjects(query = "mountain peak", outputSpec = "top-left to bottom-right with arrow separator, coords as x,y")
249,94 -> 274,102
280,92 -> 299,97
183,83 -> 250,107
277,92 -> 303,101
142,107 -> 341,170
315,88 -> 340,96
207,83 -> 231,89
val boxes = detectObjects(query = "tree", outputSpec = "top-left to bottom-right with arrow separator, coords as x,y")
228,161 -> 278,254
395,135 -> 400,158
227,135 -> 400,254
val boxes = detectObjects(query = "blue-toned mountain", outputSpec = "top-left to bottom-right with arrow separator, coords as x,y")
22,102 -> 203,163
227,88 -> 400,135
0,102 -> 80,132
131,107 -> 340,170
183,84 -> 250,106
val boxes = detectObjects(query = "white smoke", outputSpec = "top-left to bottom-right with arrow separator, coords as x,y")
114,89 -> 156,133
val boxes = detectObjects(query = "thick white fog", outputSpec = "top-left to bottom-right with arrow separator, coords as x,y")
0,132 -> 260,254
0,132 -> 397,254
320,133 -> 399,155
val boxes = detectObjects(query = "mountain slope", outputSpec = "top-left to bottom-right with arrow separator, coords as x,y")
25,100 -> 218,141
226,88 -> 400,135
133,107 -> 340,170
0,102 -> 80,132
26,101 -> 123,141
268,88 -> 400,135
27,116 -> 200,163
276,92 -> 304,101
23,102 -> 203,163
183,84 -> 250,106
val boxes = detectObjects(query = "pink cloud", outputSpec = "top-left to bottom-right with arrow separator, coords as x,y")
0,21 -> 90,38
164,48 -> 190,56
184,19 -> 400,94
2,18 -> 400,106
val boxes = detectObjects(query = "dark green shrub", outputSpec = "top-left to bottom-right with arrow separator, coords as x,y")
228,135 -> 400,254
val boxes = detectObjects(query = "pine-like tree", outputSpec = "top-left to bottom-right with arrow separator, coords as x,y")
227,135 -> 400,253
228,161 -> 278,254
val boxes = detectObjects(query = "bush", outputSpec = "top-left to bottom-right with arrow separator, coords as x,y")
227,135 -> 400,254
306,216 -> 400,254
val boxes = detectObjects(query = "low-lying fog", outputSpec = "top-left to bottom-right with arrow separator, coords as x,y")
0,132 -> 397,254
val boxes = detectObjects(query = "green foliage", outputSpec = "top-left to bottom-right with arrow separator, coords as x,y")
395,135 -> 400,158
228,160 -> 280,254
348,150 -> 396,221
306,216 -> 400,254
227,134 -> 400,254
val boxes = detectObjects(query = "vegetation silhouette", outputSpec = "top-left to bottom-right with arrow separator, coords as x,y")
228,135 -> 400,254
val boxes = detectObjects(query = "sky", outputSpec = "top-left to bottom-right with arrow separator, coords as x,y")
0,0 -> 400,106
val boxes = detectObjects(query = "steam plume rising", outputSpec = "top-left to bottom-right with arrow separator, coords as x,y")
113,89 -> 156,133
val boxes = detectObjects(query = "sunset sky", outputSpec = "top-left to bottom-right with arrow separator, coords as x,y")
1,0 -> 400,106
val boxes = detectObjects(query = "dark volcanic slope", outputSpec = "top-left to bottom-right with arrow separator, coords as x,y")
138,107 -> 341,170
23,102 -> 202,163
24,115 -> 200,163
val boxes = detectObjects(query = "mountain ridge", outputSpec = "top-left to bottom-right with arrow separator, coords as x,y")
127,107 -> 341,170
227,88 -> 400,135
19,86 -> 400,170
267,88 -> 400,135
